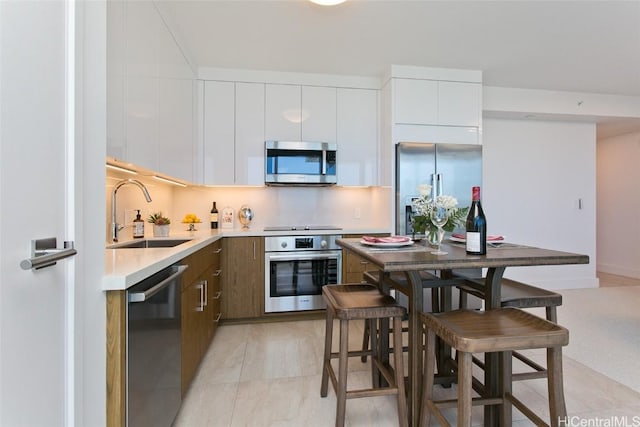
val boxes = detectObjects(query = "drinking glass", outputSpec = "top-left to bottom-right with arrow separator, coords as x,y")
430,204 -> 448,255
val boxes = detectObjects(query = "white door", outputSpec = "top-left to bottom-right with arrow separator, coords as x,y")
0,2 -> 104,425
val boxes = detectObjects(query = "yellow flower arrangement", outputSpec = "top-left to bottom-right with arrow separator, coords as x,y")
181,213 -> 202,224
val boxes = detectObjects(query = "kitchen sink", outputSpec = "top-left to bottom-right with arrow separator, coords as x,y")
108,239 -> 192,249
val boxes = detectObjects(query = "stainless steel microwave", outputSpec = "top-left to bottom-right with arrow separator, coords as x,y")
265,140 -> 337,186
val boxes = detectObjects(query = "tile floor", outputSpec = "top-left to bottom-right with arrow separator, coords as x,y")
174,277 -> 640,426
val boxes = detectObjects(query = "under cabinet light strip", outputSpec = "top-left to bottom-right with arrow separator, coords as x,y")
106,164 -> 138,175
153,175 -> 187,187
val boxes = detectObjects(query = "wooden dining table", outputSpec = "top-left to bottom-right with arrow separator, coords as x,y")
336,237 -> 589,427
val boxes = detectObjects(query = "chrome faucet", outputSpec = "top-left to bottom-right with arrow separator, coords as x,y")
112,179 -> 152,242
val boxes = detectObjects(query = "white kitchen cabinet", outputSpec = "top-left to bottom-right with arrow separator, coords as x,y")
393,77 -> 481,133
438,81 -> 481,127
107,1 -> 125,160
337,88 -> 378,186
158,78 -> 193,181
265,84 -> 337,143
394,78 -> 438,126
122,1 -> 160,172
125,1 -> 158,79
125,75 -> 159,171
302,86 -> 337,143
265,84 -> 300,141
235,82 -> 265,185
107,0 -> 195,179
203,81 -> 235,185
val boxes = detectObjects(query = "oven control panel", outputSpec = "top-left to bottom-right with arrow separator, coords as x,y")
265,234 -> 342,252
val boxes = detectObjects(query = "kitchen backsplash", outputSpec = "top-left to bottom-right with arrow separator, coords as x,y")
106,170 -> 391,241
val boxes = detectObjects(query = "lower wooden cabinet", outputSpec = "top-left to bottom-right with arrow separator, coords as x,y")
342,233 -> 389,283
222,236 -> 264,319
180,239 -> 223,394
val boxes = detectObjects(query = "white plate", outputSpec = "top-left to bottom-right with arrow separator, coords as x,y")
360,239 -> 414,248
449,235 -> 506,243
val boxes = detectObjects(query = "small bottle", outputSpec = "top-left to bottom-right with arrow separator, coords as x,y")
210,202 -> 219,229
133,209 -> 144,238
465,186 -> 487,255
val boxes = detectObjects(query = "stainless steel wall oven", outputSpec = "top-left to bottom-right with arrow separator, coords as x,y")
264,234 -> 342,312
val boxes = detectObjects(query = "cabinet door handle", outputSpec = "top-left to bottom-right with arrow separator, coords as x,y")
212,269 -> 222,277
213,248 -> 222,254
214,313 -> 222,323
213,291 -> 222,299
253,241 -> 256,260
359,261 -> 369,265
196,282 -> 205,312
204,279 -> 208,306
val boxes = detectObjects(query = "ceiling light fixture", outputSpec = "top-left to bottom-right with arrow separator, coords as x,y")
309,0 -> 347,5
106,163 -> 137,175
153,175 -> 187,187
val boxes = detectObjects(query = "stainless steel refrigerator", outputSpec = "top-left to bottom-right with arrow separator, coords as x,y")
396,142 -> 482,236
395,142 -> 483,311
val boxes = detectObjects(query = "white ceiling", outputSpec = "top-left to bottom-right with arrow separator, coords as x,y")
160,0 -> 640,137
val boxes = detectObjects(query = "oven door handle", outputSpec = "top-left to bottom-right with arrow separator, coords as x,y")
128,265 -> 188,303
266,252 -> 341,262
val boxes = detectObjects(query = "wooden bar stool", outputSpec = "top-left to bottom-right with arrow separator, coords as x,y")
457,277 -> 562,381
320,284 -> 408,427
360,270 -> 449,362
420,308 -> 569,427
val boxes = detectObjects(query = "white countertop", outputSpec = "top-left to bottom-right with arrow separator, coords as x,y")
103,226 -> 390,291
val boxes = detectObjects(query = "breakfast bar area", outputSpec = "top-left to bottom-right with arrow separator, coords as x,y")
336,238 -> 589,426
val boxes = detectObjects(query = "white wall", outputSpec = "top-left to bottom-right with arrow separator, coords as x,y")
596,131 -> 640,278
106,169 -> 392,240
171,186 -> 392,232
483,118 -> 598,290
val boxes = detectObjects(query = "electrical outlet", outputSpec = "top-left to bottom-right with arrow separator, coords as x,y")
124,209 -> 138,226
353,207 -> 361,219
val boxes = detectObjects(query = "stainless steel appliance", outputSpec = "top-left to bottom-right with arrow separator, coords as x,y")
395,142 -> 483,311
396,142 -> 482,236
126,264 -> 187,427
264,233 -> 342,312
265,140 -> 337,186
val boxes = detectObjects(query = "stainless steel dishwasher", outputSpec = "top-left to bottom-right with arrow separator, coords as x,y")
126,264 -> 187,427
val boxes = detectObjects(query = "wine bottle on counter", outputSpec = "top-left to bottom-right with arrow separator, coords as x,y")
210,201 -> 219,229
465,186 -> 487,255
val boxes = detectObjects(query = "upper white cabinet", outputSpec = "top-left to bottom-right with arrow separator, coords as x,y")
390,66 -> 482,145
437,81 -> 481,127
265,84 -> 337,143
302,86 -> 337,143
265,84 -> 300,141
107,1 -> 195,181
202,81 -> 265,186
394,79 -> 438,126
235,82 -> 265,185
202,79 -> 376,186
394,78 -> 481,128
203,81 -> 235,185
337,88 -> 378,186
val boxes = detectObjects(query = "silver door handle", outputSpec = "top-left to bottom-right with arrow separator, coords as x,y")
21,238 -> 77,270
128,265 -> 188,303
